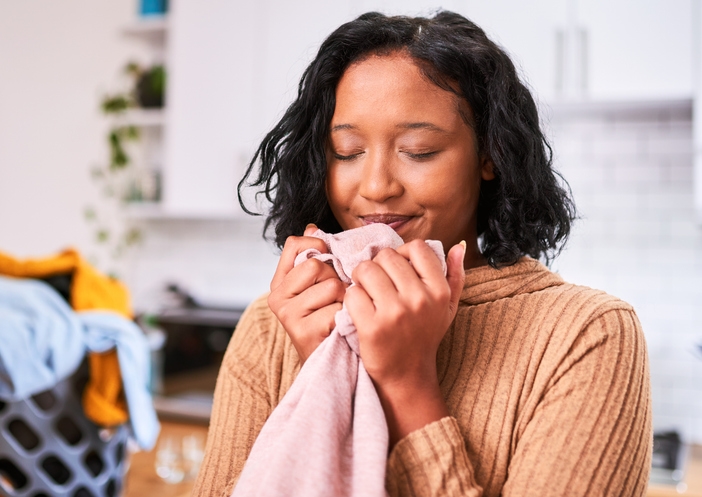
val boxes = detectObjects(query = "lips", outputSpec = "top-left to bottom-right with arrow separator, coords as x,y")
361,214 -> 414,231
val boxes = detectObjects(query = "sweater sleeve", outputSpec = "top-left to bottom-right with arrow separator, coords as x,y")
191,298 -> 275,497
386,308 -> 652,497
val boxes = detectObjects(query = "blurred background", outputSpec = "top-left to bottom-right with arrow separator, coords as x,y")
0,0 -> 700,474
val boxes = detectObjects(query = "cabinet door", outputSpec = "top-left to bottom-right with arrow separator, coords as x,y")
165,0 -> 257,215
460,0 -> 692,101
460,0 -> 566,101
579,0 -> 692,100
165,0 -> 353,216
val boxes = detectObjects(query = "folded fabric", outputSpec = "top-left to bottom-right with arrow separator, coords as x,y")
0,249 -> 132,427
232,223 -> 445,497
0,275 -> 159,450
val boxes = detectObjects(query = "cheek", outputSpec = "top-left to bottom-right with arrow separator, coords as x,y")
326,165 -> 354,213
410,160 -> 478,205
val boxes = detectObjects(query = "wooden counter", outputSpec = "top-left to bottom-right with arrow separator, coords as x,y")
648,445 -> 702,497
123,421 -> 208,497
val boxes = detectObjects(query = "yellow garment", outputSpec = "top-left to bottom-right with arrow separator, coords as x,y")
83,351 -> 129,425
0,249 -> 132,426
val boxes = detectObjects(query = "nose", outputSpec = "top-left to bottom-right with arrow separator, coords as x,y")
358,151 -> 404,202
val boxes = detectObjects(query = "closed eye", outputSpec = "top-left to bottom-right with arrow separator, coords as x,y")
333,152 -> 363,161
404,151 -> 439,160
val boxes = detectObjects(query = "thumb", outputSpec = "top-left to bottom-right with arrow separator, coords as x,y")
446,241 -> 466,316
304,223 -> 318,236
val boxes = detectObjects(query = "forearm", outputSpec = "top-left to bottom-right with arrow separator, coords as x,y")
374,371 -> 450,449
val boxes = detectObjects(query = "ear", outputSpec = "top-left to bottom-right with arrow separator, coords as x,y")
480,155 -> 495,181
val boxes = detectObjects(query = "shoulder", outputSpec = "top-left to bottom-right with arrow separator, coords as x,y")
456,258 -> 643,361
513,276 -> 642,360
540,280 -> 636,330
460,257 -> 637,333
516,280 -> 645,389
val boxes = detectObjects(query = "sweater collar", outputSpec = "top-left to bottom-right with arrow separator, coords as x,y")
459,257 -> 564,306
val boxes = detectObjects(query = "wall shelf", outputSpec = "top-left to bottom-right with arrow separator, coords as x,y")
122,16 -> 168,39
125,202 -> 241,221
114,108 -> 166,128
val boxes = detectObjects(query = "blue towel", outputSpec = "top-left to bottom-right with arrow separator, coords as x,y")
0,275 -> 159,450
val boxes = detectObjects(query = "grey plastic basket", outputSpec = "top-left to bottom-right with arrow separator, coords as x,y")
0,360 -> 129,497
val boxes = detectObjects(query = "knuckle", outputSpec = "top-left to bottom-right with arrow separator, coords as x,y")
386,302 -> 404,321
275,303 -> 289,322
300,258 -> 322,276
438,288 -> 451,303
408,239 -> 425,250
267,292 -> 277,307
283,235 -> 302,251
311,238 -> 328,252
407,296 -> 426,314
374,247 -> 394,262
356,260 -> 374,275
318,277 -> 338,293
436,281 -> 451,301
329,278 -> 346,294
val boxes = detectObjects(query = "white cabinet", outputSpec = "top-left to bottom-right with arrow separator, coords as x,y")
163,0 -> 358,218
461,0 -> 693,102
135,0 -> 694,220
578,0 -> 693,101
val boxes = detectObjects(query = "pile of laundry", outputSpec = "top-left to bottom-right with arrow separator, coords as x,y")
0,249 -> 159,450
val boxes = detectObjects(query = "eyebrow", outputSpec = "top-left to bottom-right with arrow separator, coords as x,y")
330,122 -> 449,133
397,122 -> 448,133
331,123 -> 355,132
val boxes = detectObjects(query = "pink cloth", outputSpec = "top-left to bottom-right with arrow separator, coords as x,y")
232,223 -> 446,497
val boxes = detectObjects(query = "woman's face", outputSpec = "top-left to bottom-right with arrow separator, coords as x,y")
326,52 -> 494,254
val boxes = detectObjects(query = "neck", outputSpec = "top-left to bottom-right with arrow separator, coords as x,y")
463,240 -> 488,270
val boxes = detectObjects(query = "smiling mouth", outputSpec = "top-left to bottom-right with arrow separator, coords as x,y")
361,214 -> 414,231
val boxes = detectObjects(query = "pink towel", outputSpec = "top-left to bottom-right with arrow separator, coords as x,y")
232,223 -> 446,497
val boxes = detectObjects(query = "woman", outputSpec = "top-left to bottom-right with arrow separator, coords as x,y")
194,11 -> 651,497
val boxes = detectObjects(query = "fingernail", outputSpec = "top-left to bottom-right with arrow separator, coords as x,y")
459,240 -> 467,260
305,223 -> 316,232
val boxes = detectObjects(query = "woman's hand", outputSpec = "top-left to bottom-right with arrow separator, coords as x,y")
345,239 -> 466,447
268,224 -> 348,364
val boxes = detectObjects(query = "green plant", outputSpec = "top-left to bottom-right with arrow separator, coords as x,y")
84,61 -> 166,275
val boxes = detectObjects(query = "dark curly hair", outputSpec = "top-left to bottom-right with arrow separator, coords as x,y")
238,10 -> 576,267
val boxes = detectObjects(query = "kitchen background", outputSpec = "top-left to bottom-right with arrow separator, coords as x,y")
0,0 -> 700,445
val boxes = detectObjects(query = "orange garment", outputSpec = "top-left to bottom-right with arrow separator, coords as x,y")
0,249 -> 131,426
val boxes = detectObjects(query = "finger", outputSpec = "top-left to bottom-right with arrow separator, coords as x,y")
351,260 -> 398,303
446,241 -> 466,315
304,223 -> 318,236
307,302 -> 343,334
344,285 -> 376,331
395,240 -> 446,285
296,278 -> 347,315
270,234 -> 328,291
280,258 -> 340,297
371,247 -> 423,293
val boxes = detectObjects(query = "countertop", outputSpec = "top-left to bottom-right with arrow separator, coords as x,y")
123,422 -> 702,496
648,445 -> 702,497
123,421 -> 208,497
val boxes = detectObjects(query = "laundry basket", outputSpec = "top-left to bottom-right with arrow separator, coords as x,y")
0,360 -> 129,497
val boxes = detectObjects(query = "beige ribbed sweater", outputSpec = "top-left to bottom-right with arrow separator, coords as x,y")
193,258 -> 652,497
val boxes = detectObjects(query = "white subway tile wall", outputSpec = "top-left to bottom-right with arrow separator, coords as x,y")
124,218 -> 279,311
548,101 -> 702,444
